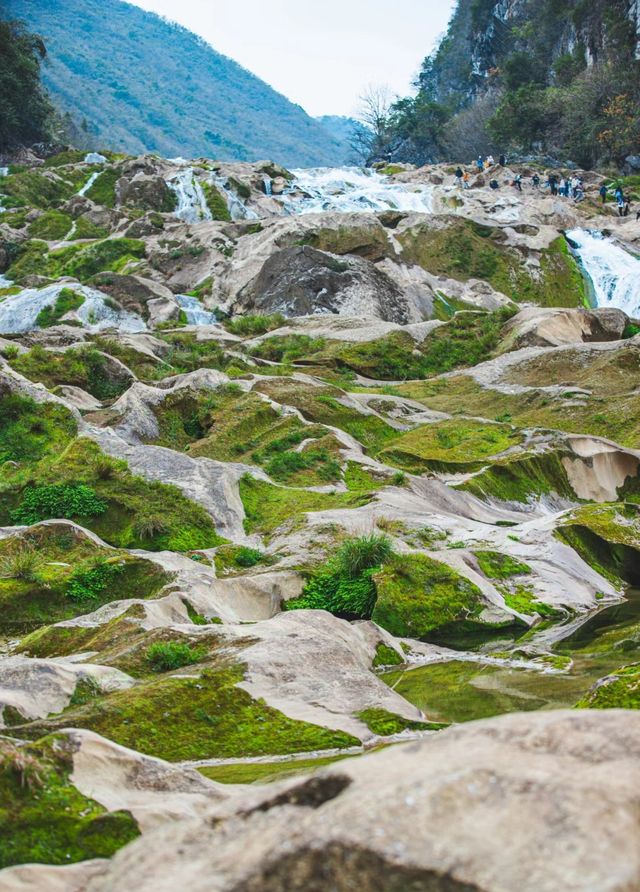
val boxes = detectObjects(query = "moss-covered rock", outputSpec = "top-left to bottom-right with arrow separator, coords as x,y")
558,503 -> 640,585
576,663 -> 640,709
0,736 -> 139,869
372,553 -> 485,640
459,450 -> 576,504
9,345 -> 133,401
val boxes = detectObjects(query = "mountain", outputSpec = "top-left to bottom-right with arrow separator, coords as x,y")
1,0 -> 348,167
315,115 -> 358,161
386,0 -> 640,168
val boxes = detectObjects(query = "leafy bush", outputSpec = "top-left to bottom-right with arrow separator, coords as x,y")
11,484 -> 107,525
286,533 -> 394,619
224,314 -> 285,337
234,546 -> 266,568
66,561 -> 124,603
146,641 -> 208,672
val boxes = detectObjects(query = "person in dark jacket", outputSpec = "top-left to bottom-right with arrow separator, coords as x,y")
499,154 -> 506,167
599,184 -> 608,204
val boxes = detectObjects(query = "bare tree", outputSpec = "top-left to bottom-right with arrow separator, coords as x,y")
350,84 -> 396,164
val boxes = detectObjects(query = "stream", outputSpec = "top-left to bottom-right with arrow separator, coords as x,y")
382,588 -> 640,724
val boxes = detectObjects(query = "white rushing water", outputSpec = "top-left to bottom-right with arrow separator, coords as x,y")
568,229 -> 640,317
176,294 -> 220,325
211,175 -> 259,221
77,171 -> 102,197
168,168 -> 213,224
84,152 -> 107,165
276,167 -> 434,215
0,283 -> 146,335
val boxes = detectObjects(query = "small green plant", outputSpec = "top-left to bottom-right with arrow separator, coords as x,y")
234,546 -> 267,568
146,641 -> 208,672
133,515 -> 169,541
10,484 -> 107,525
65,561 -> 125,604
0,543 -> 41,581
224,313 -> 285,337
36,288 -> 84,328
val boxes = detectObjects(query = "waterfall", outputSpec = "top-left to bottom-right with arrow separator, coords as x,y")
168,169 -> 212,224
210,175 -> 259,221
276,166 -> 434,215
0,283 -> 146,335
78,171 -> 102,197
84,153 -> 107,164
0,167 -> 8,177
263,176 -> 273,196
176,294 -> 220,325
567,229 -> 640,317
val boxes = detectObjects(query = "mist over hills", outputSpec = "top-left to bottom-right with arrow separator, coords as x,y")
3,0 -> 350,166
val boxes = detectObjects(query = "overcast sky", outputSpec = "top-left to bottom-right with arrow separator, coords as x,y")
129,0 -> 456,117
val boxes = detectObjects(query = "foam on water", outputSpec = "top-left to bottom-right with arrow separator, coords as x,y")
176,294 -> 220,325
0,283 -> 146,335
567,229 -> 640,316
168,168 -> 213,224
277,166 -> 434,215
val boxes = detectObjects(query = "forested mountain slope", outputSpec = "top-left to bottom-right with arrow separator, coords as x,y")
1,0 -> 349,166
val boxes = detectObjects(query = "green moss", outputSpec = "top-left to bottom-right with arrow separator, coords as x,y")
0,525 -> 170,634
202,182 -> 231,221
223,313 -> 285,337
372,553 -> 484,640
460,450 -> 576,504
0,168 -> 89,209
576,663 -> 640,709
251,334 -> 326,364
198,753 -> 353,785
73,216 -> 110,240
397,220 -> 585,307
84,167 -> 121,208
63,238 -> 146,281
214,544 -> 273,575
356,708 -> 443,735
35,288 -> 85,328
24,664 -> 360,761
378,419 -> 522,473
473,550 -> 532,579
27,210 -> 73,240
0,438 -> 223,553
0,393 -> 77,465
0,737 -> 139,869
240,475 -> 371,539
146,641 -> 208,672
372,643 -> 404,668
501,585 -> 562,618
557,504 -> 640,586
10,345 -> 132,401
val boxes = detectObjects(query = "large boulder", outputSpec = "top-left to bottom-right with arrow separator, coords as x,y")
235,245 -> 413,323
91,274 -> 179,322
116,173 -> 176,213
501,306 -> 629,350
59,709 -> 640,892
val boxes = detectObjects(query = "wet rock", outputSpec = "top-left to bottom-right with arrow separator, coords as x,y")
116,174 -> 176,213
73,710 -> 640,892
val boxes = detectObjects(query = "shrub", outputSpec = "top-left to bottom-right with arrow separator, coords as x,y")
146,641 -> 208,672
224,314 -> 285,337
0,543 -> 41,581
65,561 -> 125,604
234,546 -> 266,568
133,515 -> 169,541
286,533 -> 394,619
11,484 -> 107,525
251,334 -> 325,363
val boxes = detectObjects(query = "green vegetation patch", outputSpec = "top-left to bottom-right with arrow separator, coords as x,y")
202,182 -> 231,221
36,288 -> 85,328
27,210 -> 73,240
372,553 -> 484,640
0,736 -> 139,869
473,550 -> 532,579
224,313 -> 285,337
214,544 -> 273,575
0,438 -> 223,552
576,663 -> 640,709
356,707 -> 442,735
240,475 -> 372,540
10,345 -> 133,401
198,753 -> 353,785
84,167 -> 121,208
501,585 -> 562,618
379,418 -> 522,473
372,643 -> 404,668
0,525 -> 170,634
146,641 -> 208,672
459,450 -> 576,504
0,393 -> 77,465
558,504 -> 640,586
250,334 -> 327,364
23,664 -> 360,762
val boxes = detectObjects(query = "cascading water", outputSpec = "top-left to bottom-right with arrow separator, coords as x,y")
78,171 -> 102,197
168,169 -> 213,224
211,175 -> 259,221
175,294 -> 219,325
567,229 -> 640,317
276,166 -> 434,215
0,283 -> 146,335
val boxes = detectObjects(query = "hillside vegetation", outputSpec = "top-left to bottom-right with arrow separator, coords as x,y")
2,0 -> 349,166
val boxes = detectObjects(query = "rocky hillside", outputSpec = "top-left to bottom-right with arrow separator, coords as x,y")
387,0 -> 640,168
1,0 -> 350,167
0,150 -> 639,889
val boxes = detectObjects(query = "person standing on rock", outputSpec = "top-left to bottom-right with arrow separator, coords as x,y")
476,155 -> 484,172
454,166 -> 464,187
599,184 -> 608,204
513,174 -> 523,192
499,154 -> 506,167
532,173 -> 541,189
463,170 -> 470,190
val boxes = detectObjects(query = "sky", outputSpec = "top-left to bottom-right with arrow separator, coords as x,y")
129,0 -> 456,117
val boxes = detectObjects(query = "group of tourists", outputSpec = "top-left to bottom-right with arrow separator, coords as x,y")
453,158 -> 640,219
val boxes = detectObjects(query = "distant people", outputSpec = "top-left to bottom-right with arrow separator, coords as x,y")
513,174 -> 523,192
547,174 -> 558,196
499,154 -> 506,167
489,179 -> 500,190
599,184 -> 608,204
486,154 -> 495,167
617,194 -> 626,217
463,171 -> 471,190
574,179 -> 585,202
623,195 -> 631,217
454,166 -> 464,187
532,174 -> 541,189
477,155 -> 484,172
